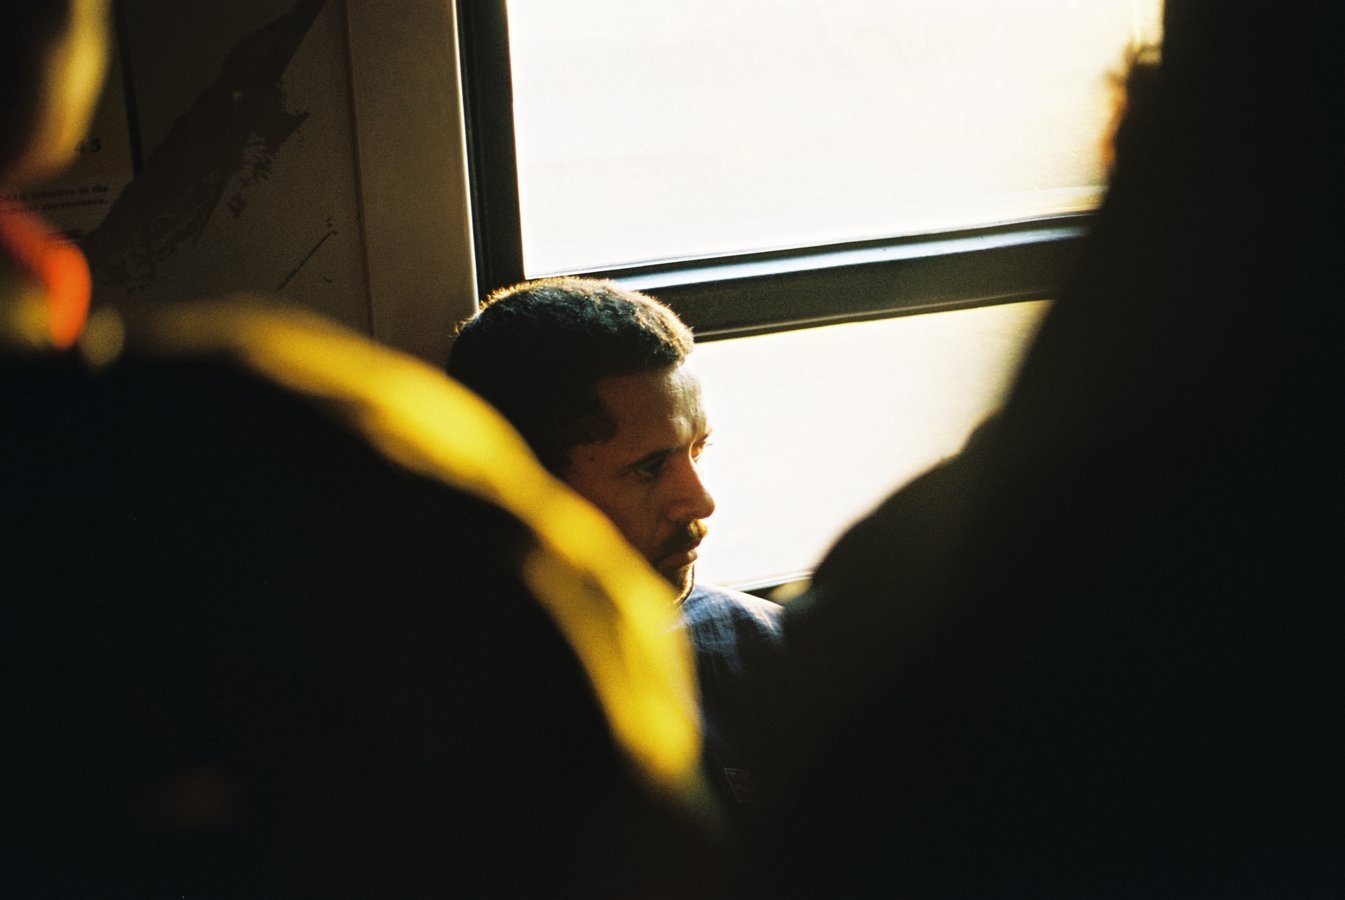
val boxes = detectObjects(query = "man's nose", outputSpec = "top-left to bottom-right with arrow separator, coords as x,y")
666,457 -> 715,523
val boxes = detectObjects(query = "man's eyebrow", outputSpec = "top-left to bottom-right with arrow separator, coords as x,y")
620,447 -> 676,474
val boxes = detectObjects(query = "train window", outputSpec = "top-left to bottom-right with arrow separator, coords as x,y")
694,300 -> 1049,589
458,1 -> 1160,589
501,0 -> 1159,277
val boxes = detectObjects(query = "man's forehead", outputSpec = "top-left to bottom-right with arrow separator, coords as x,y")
591,364 -> 707,448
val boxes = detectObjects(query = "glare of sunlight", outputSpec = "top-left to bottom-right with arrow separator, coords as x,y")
507,0 -> 1163,275
694,300 -> 1052,590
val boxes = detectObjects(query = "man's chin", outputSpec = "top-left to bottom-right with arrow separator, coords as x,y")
662,563 -> 695,602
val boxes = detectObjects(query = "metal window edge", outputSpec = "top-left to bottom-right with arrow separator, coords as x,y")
600,215 -> 1092,293
577,215 -> 1090,340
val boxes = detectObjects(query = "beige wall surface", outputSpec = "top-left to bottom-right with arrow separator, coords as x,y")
73,0 -> 476,364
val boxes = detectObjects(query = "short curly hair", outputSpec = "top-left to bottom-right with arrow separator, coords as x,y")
447,277 -> 694,475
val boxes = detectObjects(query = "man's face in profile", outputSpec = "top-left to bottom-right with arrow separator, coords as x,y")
563,361 -> 715,601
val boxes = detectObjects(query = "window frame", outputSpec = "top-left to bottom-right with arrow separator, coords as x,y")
456,0 -> 1092,341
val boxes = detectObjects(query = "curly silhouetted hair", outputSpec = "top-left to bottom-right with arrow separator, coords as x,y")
447,277 -> 694,475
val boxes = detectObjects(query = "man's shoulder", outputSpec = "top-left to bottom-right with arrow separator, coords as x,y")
683,583 -> 784,632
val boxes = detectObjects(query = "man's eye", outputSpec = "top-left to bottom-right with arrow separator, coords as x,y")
632,461 -> 664,483
692,440 -> 714,461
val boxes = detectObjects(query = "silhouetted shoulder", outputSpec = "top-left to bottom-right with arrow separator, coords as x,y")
3,300 -> 725,897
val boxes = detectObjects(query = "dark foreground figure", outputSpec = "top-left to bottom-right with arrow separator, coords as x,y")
2,4 -> 724,896
2,303 -> 728,899
764,2 -> 1343,896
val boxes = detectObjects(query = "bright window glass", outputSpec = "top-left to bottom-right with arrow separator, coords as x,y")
505,0 -> 1161,275
693,301 -> 1050,589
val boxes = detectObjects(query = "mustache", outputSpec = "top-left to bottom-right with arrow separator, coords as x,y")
660,521 -> 708,558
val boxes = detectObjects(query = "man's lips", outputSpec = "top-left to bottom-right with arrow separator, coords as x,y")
657,524 -> 707,568
662,545 -> 699,568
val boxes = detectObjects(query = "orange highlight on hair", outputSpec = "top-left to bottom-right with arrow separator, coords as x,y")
0,205 -> 91,348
